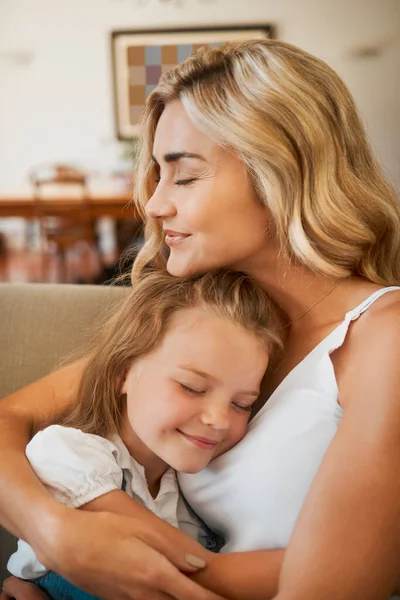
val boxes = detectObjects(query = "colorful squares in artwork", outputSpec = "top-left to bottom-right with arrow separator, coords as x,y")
146,64 -> 162,84
130,105 -> 145,126
177,44 -> 194,63
127,41 -> 227,128
129,66 -> 145,85
127,46 -> 145,66
145,45 -> 162,65
161,45 -> 178,63
129,85 -> 146,105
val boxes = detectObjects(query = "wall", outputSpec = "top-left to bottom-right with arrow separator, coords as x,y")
0,0 -> 399,191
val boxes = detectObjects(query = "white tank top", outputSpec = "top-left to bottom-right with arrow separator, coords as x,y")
179,287 -> 400,555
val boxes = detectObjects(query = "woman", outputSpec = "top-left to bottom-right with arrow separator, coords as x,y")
1,39 -> 400,600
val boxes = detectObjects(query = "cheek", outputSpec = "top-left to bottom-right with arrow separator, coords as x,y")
126,382 -> 175,429
215,417 -> 249,457
230,418 -> 249,445
154,394 -> 195,431
186,206 -> 215,238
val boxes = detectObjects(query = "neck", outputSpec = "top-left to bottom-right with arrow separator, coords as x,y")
119,417 -> 168,498
234,245 -> 348,326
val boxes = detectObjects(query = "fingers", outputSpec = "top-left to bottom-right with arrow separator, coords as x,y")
118,547 -> 226,600
134,525 -> 207,574
159,566 -> 227,600
1,577 -> 49,600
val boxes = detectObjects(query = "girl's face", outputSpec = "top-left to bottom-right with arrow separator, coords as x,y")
146,100 -> 271,278
122,307 -> 269,474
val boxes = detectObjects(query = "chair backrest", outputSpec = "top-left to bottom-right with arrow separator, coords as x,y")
31,164 -> 89,196
0,282 -> 129,582
30,164 -> 91,222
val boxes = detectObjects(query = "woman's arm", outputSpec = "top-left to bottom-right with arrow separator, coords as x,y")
274,302 -> 400,600
0,360 -> 84,540
193,550 -> 283,599
0,362 -> 223,600
83,488 -> 285,600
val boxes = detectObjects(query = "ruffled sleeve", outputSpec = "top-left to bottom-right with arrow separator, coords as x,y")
26,425 -> 124,508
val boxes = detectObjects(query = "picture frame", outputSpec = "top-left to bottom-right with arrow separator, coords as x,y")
111,24 -> 275,140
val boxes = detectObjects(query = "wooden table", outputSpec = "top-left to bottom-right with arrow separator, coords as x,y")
0,188 -> 144,267
0,190 -> 139,220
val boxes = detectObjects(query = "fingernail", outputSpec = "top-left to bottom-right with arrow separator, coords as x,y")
184,553 -> 207,569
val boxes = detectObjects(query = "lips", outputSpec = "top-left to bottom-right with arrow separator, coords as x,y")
177,430 -> 220,450
164,230 -> 191,247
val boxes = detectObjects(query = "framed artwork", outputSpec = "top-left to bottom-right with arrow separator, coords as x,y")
111,25 -> 274,140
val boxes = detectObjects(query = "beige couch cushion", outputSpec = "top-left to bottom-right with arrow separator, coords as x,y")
0,283 -> 128,582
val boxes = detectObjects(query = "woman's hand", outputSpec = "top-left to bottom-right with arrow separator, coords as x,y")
35,508 -> 226,600
1,577 -> 49,600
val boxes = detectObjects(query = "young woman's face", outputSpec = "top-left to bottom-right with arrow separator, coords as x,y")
146,100 -> 271,278
122,307 -> 269,474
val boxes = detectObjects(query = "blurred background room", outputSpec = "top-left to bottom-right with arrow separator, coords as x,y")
0,0 -> 399,285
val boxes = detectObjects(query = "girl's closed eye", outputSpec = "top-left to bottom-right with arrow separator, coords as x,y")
179,382 -> 206,396
232,401 -> 253,413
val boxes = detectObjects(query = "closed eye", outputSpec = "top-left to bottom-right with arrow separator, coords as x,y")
232,402 -> 253,413
180,383 -> 205,396
174,178 -> 198,186
153,177 -> 196,186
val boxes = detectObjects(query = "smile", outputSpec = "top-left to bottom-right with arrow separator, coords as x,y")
164,231 -> 191,247
177,430 -> 219,450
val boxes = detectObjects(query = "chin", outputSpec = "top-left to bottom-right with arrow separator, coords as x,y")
178,465 -> 209,474
166,257 -> 208,278
167,253 -> 233,279
170,458 -> 210,474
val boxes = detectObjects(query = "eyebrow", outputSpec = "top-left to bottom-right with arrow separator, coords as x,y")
152,151 -> 207,164
178,365 -> 260,397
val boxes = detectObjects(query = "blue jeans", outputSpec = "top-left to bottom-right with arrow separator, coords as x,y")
36,571 -> 101,600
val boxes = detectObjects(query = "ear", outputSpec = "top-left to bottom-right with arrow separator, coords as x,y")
121,362 -> 136,394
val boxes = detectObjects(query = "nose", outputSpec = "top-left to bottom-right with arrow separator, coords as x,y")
199,401 -> 230,431
145,186 -> 177,220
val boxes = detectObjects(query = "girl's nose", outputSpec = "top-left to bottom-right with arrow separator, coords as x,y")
200,403 -> 230,431
145,187 -> 177,220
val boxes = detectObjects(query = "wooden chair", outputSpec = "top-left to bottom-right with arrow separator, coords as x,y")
30,165 -> 101,283
0,232 -> 9,281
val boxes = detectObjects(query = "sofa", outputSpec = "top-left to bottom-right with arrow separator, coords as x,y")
0,283 -> 128,583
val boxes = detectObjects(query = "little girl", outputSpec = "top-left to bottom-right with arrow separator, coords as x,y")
7,269 -> 282,600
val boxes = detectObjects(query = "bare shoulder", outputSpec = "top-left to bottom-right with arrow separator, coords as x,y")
347,287 -> 400,348
333,288 -> 400,411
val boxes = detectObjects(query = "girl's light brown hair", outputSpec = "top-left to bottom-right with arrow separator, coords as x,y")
58,269 -> 283,437
132,38 -> 400,285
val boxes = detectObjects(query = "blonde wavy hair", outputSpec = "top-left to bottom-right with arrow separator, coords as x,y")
58,269 -> 283,437
132,38 -> 400,285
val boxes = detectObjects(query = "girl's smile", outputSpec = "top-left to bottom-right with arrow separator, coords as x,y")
176,430 -> 221,451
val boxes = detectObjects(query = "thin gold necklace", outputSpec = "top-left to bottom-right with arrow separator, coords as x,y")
284,279 -> 342,329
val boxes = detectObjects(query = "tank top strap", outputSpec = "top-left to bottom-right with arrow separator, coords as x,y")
345,286 -> 400,322
318,286 -> 400,356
